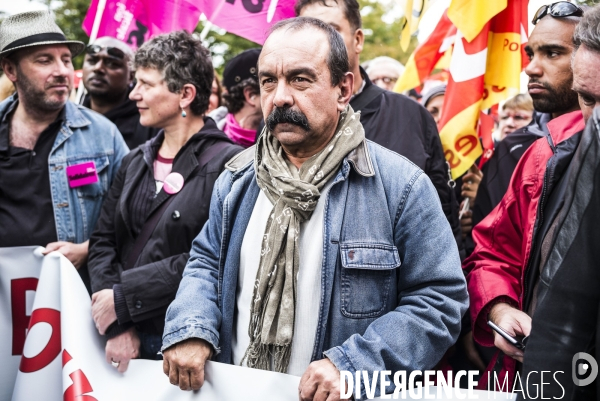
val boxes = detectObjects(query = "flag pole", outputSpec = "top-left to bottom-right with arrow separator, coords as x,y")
76,0 -> 107,103
199,21 -> 213,41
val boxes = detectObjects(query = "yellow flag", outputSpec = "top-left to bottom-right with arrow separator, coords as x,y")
400,0 -> 415,51
400,0 -> 429,51
447,0 -> 506,42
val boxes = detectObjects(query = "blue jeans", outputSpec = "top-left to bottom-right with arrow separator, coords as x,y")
138,331 -> 163,360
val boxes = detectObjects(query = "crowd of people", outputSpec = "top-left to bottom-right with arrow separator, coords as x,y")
1,0 -> 600,400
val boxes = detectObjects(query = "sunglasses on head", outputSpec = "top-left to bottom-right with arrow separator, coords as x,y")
85,44 -> 126,60
532,1 -> 583,25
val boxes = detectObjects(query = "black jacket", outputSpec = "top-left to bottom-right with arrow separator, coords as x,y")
519,110 -> 600,401
472,112 -> 550,227
350,69 -> 461,255
88,118 -> 242,336
83,93 -> 159,150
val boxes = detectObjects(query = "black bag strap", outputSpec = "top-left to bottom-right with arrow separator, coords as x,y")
350,82 -> 385,111
125,140 -> 232,270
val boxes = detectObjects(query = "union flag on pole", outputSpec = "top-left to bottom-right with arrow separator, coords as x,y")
439,0 -> 529,179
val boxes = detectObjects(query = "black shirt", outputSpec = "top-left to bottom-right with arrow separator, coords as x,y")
0,100 -> 64,247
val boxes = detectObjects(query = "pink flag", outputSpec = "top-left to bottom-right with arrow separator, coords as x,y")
201,0 -> 297,44
82,0 -> 202,49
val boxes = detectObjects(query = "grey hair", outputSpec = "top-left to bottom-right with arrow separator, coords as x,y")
573,4 -> 600,53
267,17 -> 349,87
365,56 -> 405,76
134,30 -> 213,116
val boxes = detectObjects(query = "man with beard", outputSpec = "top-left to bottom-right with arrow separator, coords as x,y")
462,2 -> 586,390
519,8 -> 600,399
0,11 -> 128,287
82,36 -> 158,149
160,17 -> 468,400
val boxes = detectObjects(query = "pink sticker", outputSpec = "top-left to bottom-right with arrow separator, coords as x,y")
163,172 -> 184,194
66,162 -> 99,188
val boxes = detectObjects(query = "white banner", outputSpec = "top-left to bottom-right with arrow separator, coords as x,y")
0,247 -> 515,401
1,247 -> 301,401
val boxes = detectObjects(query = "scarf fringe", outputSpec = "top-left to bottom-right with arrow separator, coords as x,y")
241,341 -> 292,373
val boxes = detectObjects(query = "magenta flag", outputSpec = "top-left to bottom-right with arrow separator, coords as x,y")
201,0 -> 296,44
82,0 -> 202,49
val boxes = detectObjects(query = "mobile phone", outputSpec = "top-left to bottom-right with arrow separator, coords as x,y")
487,321 -> 528,350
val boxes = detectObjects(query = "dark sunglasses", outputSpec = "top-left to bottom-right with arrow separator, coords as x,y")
532,1 -> 583,25
85,44 -> 126,60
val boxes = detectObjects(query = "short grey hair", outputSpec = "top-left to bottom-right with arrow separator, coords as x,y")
573,4 -> 600,53
134,30 -> 213,116
365,56 -> 405,76
268,17 -> 349,87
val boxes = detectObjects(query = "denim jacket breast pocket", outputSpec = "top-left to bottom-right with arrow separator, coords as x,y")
69,156 -> 110,199
339,243 -> 401,318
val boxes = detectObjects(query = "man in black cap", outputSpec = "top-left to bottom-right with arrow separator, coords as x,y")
81,36 -> 158,150
209,48 -> 262,148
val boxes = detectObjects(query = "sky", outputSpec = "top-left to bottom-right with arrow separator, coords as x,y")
0,0 -> 49,16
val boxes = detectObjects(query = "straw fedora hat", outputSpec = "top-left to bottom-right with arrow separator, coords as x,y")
0,10 -> 85,59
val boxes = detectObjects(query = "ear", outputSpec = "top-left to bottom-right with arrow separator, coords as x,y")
354,28 -> 364,55
1,58 -> 18,83
179,83 -> 197,110
337,72 -> 354,112
243,85 -> 259,108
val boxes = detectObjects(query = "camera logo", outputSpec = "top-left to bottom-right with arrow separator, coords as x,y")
572,352 -> 598,386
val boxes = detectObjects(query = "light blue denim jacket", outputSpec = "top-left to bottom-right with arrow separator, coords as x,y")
0,96 -> 129,243
162,140 -> 468,398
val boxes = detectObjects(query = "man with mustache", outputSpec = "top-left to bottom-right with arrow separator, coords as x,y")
160,17 -> 468,400
0,11 -> 128,289
295,0 -> 463,259
82,36 -> 158,149
463,2 -> 586,390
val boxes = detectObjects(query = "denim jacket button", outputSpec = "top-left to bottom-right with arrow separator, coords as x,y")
348,250 -> 355,260
172,210 -> 181,220
135,300 -> 142,309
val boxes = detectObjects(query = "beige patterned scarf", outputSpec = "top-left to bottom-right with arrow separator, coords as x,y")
242,105 -> 365,372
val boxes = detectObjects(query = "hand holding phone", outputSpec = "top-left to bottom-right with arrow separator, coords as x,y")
487,320 -> 528,351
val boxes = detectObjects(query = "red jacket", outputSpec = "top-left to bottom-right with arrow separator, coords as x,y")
463,110 -> 585,389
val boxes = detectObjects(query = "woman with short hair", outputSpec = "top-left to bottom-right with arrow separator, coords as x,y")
87,31 -> 242,372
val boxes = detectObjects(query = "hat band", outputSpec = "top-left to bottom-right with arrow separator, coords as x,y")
4,32 -> 68,52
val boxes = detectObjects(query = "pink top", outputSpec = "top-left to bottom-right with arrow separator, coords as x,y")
153,154 -> 173,193
223,113 -> 256,148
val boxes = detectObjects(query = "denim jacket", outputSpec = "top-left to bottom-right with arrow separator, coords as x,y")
162,140 -> 468,398
0,96 -> 129,243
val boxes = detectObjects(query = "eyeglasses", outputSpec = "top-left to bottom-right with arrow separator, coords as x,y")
85,44 -> 126,60
372,77 -> 398,85
532,2 -> 583,25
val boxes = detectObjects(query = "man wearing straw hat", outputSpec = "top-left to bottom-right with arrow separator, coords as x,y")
0,11 -> 128,289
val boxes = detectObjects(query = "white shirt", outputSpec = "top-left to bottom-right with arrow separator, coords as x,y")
232,180 -> 333,376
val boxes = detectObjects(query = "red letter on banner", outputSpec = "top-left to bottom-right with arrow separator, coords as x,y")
62,350 -> 98,401
19,308 -> 61,373
11,278 -> 38,355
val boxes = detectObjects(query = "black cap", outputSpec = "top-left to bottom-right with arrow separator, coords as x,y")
408,88 -> 422,99
222,48 -> 261,93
